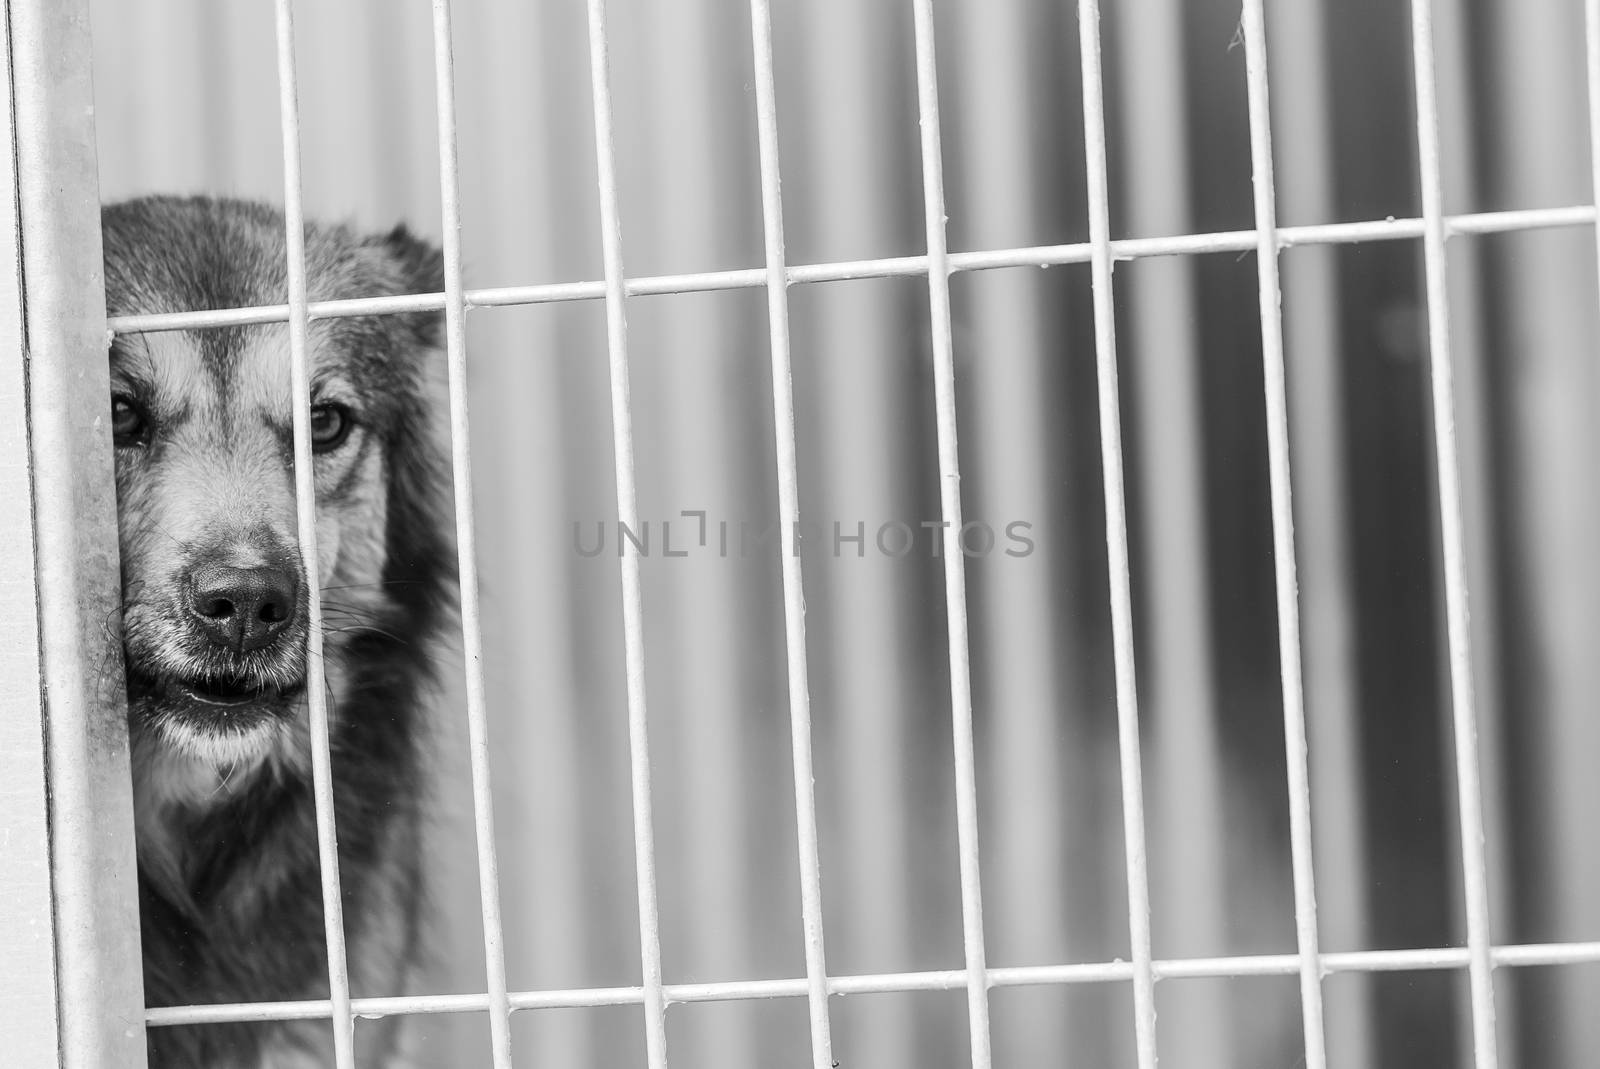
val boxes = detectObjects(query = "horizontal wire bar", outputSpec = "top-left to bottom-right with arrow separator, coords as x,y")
143,940 -> 1600,1027
105,204 -> 1597,335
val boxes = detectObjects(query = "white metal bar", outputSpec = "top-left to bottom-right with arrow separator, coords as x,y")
1431,0 -> 1516,1060
1409,1 -> 1499,1065
1076,3 -> 1158,1066
0,286 -> 58,1068
104,203 -> 1600,335
1481,5 -> 1600,1061
9,0 -> 150,1064
1238,4 -> 1329,1068
747,3 -> 835,1067
582,0 -> 669,1064
788,1 -> 920,1061
271,3 -> 355,1065
0,3 -> 62,1059
949,0 -> 1080,1060
1589,0 -> 1600,342
1115,0 -> 1232,1060
426,2 -> 514,1065
144,937 -> 1600,1027
909,2 -> 993,1064
1266,0 -> 1375,1063
466,1 -> 591,1063
627,6 -> 759,1062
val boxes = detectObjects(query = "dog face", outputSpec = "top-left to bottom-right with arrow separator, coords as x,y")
102,197 -> 448,795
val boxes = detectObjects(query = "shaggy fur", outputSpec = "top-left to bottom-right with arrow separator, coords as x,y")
103,196 -> 453,1069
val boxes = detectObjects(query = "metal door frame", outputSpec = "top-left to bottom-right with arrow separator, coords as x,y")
0,0 -> 146,1064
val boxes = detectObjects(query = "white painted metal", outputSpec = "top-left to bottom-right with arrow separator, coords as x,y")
270,1 -> 357,1064
783,2 -> 923,1063
142,937 -> 1600,1030
105,203 -> 1600,335
1266,0 -> 1374,1063
1238,3 -> 1330,1066
909,1 -> 993,1064
426,2 -> 516,1064
30,3 -> 1600,1065
8,0 -> 148,1064
1076,3 -> 1158,1066
582,0 -> 670,1063
0,5 -> 62,1059
1114,0 -> 1231,1063
1409,1 -> 1500,1064
1429,0 -> 1515,1060
747,3 -> 835,1066
949,0 -> 1085,1060
1478,1 -> 1600,1060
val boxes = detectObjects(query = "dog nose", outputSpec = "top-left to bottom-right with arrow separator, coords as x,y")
188,564 -> 300,652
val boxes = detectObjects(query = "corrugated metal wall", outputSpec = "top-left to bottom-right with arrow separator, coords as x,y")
89,1 -> 1600,1065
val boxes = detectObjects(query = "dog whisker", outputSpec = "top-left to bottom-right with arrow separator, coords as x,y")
323,623 -> 409,645
211,759 -> 240,798
151,523 -> 195,552
319,579 -> 427,593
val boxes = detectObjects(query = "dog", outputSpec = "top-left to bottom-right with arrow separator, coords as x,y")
103,195 -> 454,1068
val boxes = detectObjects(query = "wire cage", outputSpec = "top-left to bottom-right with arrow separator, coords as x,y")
7,0 -> 1600,1066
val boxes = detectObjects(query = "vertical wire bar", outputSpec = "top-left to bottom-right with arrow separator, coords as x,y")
628,6 -> 757,1060
747,3 -> 835,1066
788,3 -> 922,1061
471,1 -> 592,1062
583,0 -> 669,1063
1431,0 -> 1516,1059
1409,2 -> 1500,1064
1111,0 -> 1231,1063
271,1 -> 355,1064
908,3 -> 993,1066
1266,0 -> 1375,1062
1480,5 -> 1600,1061
1076,3 -> 1158,1066
427,2 -> 514,1064
1238,4 -> 1330,1067
947,0 -> 1081,1061
1588,0 -> 1600,318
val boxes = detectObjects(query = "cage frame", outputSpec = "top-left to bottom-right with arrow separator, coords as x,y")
13,0 -> 1600,1065
0,0 -> 148,1066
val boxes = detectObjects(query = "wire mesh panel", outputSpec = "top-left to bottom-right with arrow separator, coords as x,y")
9,0 -> 1599,1066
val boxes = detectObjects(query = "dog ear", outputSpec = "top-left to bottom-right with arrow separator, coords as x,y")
368,224 -> 456,628
375,224 -> 446,349
379,223 -> 445,295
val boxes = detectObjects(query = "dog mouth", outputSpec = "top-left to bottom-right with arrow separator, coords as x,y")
128,668 -> 306,717
126,661 -> 310,770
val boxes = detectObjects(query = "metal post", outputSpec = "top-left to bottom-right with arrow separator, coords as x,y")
6,0 -> 148,1064
0,8 -> 60,1057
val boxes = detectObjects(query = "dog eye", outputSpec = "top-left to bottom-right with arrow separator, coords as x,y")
310,403 -> 354,452
111,395 -> 148,446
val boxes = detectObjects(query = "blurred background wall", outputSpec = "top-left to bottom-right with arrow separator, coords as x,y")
90,0 -> 1600,1065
